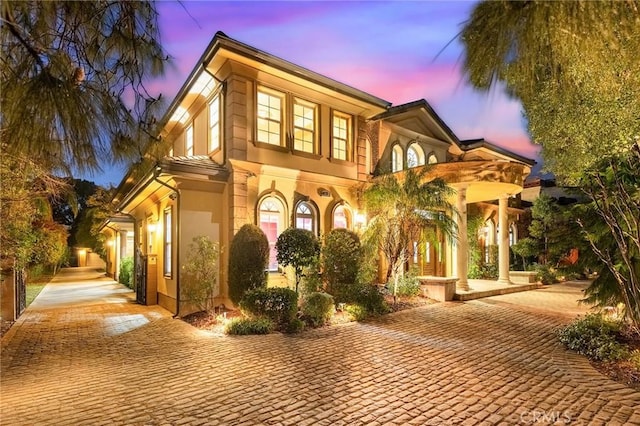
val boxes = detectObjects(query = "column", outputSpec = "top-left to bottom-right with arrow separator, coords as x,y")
456,187 -> 469,291
119,230 -> 128,258
498,196 -> 511,284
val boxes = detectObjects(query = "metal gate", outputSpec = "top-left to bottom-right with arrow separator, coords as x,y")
135,250 -> 147,305
15,267 -> 26,318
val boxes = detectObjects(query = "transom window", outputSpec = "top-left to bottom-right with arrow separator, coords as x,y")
392,145 -> 403,172
427,152 -> 438,164
293,99 -> 317,154
332,111 -> 351,161
259,196 -> 286,271
185,125 -> 194,156
257,88 -> 284,146
407,143 -> 425,168
209,95 -> 220,153
295,202 -> 316,232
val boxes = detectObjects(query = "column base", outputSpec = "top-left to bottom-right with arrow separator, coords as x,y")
497,278 -> 512,285
456,280 -> 470,292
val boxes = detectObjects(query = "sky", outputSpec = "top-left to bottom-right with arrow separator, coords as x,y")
86,1 -> 540,187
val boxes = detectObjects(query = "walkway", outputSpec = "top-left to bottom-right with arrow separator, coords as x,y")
1,269 -> 639,425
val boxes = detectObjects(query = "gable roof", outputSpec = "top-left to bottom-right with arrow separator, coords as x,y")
460,138 -> 536,166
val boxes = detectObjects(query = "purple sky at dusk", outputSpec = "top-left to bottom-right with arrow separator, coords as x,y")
87,1 -> 540,187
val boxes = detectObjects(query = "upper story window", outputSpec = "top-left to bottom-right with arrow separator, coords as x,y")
407,143 -> 425,168
332,111 -> 352,161
293,99 -> 317,154
257,87 -> 284,146
185,125 -> 194,156
295,202 -> 316,233
427,152 -> 438,164
209,95 -> 220,153
392,145 -> 403,172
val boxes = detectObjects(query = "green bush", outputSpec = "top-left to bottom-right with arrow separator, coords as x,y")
389,274 -> 420,297
225,317 -> 274,335
118,256 -> 133,288
284,318 -> 306,334
301,292 -> 335,327
228,224 -> 269,305
350,284 -> 389,317
345,304 -> 369,322
275,227 -> 320,293
533,263 -> 559,285
239,287 -> 298,328
557,314 -> 629,361
322,229 -> 362,298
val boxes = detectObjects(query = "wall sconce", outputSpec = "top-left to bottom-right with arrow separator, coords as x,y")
147,221 -> 157,233
355,212 -> 366,229
106,240 -> 114,247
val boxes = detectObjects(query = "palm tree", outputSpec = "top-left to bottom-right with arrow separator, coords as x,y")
362,167 -> 456,295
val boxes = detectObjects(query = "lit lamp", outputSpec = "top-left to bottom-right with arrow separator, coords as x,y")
147,221 -> 157,233
106,240 -> 114,247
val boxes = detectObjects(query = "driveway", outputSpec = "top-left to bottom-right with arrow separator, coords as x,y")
1,269 -> 639,425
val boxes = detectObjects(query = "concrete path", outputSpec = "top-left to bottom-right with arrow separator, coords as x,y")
1,270 -> 639,425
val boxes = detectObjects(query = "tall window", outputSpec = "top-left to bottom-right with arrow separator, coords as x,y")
332,111 -> 351,161
259,196 -> 285,271
293,99 -> 317,153
333,205 -> 350,229
407,143 -> 425,168
163,208 -> 172,276
208,95 -> 220,152
257,88 -> 284,146
392,145 -> 403,172
185,125 -> 194,156
509,223 -> 517,246
295,202 -> 316,232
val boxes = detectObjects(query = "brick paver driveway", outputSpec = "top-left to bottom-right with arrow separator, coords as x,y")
1,269 -> 639,425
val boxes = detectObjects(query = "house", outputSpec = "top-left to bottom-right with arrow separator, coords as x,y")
102,32 -> 534,316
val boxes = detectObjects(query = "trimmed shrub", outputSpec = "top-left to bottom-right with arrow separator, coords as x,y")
284,318 -> 306,334
301,292 -> 335,327
228,224 -> 269,305
322,229 -> 362,299
275,227 -> 320,293
239,287 -> 298,328
347,284 -> 390,318
557,314 -> 629,361
345,304 -> 369,322
225,317 -> 274,335
118,256 -> 133,288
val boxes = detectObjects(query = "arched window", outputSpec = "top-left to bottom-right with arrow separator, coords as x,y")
391,145 -> 403,172
427,152 -> 438,164
295,201 -> 316,233
333,204 -> 351,229
407,143 -> 425,168
259,196 -> 286,271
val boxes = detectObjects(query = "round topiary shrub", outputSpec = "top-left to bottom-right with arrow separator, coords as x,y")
228,224 -> 270,305
275,227 -> 320,293
301,292 -> 335,327
239,287 -> 298,329
322,228 -> 362,301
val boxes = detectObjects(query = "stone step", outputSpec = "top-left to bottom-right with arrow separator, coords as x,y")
454,283 -> 543,301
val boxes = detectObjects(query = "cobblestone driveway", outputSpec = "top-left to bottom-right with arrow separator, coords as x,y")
1,269 -> 639,425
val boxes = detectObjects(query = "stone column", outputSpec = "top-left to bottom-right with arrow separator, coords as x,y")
119,230 -> 128,258
456,188 -> 469,291
498,196 -> 511,284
